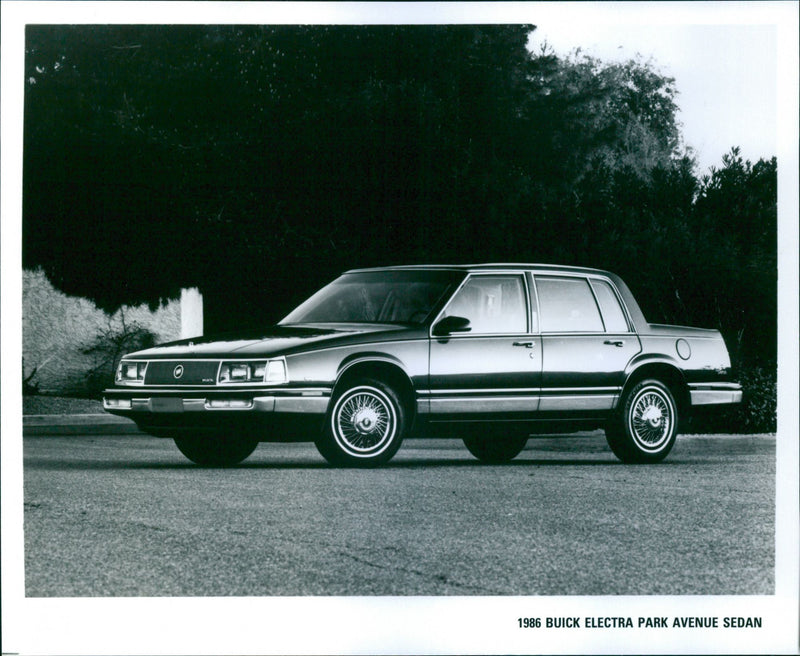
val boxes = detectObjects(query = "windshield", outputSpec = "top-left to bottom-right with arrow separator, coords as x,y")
281,270 -> 461,325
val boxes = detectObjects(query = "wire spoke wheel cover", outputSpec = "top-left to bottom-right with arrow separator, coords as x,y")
320,380 -> 406,465
335,387 -> 395,454
628,387 -> 674,451
606,378 -> 679,463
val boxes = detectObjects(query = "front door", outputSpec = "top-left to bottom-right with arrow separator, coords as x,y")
427,273 -> 542,421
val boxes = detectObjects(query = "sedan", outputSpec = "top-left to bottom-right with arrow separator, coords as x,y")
104,264 -> 742,466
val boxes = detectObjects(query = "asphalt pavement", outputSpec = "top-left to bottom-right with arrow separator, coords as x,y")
22,426 -> 775,597
23,413 -> 141,435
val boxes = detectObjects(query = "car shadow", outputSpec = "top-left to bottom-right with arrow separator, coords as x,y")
24,455 -> 701,471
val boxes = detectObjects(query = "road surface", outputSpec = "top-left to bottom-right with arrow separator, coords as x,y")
23,431 -> 774,596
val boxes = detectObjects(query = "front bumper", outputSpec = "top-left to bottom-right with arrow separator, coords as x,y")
102,387 -> 330,416
688,382 -> 743,406
103,386 -> 331,440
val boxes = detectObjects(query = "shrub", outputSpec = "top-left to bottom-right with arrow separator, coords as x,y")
23,357 -> 41,395
23,268 -> 181,396
735,365 -> 778,433
81,315 -> 157,397
690,364 -> 777,434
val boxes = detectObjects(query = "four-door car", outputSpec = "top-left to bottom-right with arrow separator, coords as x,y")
104,264 -> 742,466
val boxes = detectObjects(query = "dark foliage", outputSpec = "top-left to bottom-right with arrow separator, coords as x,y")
691,366 -> 777,434
81,315 -> 156,397
23,26 -> 777,429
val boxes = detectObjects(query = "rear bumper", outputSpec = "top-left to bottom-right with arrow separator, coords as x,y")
688,382 -> 743,406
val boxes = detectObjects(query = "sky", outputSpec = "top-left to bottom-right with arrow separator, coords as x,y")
529,22 -> 778,174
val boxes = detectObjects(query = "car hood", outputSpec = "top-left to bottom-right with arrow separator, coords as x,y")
126,323 -> 424,360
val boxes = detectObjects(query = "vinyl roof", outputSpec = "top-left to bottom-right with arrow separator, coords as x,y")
347,263 -> 613,276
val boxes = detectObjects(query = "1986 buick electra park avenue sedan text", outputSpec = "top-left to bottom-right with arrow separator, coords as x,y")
104,264 -> 742,467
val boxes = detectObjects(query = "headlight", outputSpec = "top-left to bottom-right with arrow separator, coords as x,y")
116,361 -> 147,384
218,358 -> 288,385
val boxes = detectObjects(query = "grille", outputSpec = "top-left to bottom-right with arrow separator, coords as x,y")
144,361 -> 219,386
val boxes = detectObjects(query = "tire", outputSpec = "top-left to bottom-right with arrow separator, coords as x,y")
463,434 -> 528,463
605,379 -> 678,463
315,379 -> 406,467
173,433 -> 259,466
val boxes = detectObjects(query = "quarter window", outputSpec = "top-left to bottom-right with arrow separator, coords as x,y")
442,275 -> 528,334
536,276 -> 604,333
591,279 -> 630,332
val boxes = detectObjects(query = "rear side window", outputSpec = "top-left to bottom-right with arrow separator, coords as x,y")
536,276 -> 604,333
590,279 -> 630,332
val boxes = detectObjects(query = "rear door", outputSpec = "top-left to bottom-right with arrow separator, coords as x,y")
427,272 -> 541,420
535,274 -> 641,415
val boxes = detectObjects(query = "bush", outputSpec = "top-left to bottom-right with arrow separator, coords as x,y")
81,316 -> 157,397
735,365 -> 778,433
23,268 -> 181,396
690,365 -> 777,434
23,357 -> 41,395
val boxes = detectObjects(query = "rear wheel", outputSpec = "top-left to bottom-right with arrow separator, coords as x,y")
315,379 -> 406,467
605,379 -> 678,463
173,433 -> 259,466
463,434 -> 528,463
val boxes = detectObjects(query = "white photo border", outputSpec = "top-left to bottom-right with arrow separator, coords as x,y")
2,3 -> 797,654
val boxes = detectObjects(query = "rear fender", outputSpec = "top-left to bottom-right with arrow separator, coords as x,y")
620,357 -> 690,427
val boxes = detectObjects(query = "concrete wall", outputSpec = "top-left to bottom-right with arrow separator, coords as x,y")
180,287 -> 203,338
23,268 -> 182,396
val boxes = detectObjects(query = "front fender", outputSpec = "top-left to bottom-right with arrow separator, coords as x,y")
336,351 -> 410,380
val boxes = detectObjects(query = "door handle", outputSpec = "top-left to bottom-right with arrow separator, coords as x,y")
513,341 -> 535,348
604,339 -> 625,347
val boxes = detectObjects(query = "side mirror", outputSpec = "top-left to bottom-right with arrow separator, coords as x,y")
432,315 -> 471,337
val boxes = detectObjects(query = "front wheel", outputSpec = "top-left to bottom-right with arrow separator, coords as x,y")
605,379 -> 678,463
315,379 -> 406,467
173,433 -> 259,466
463,435 -> 528,463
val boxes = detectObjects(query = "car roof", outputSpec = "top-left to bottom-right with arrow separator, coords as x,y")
343,263 -> 647,330
346,263 -> 614,277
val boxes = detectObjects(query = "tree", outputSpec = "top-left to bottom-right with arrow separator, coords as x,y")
23,26 -> 774,358
23,25 -> 538,322
692,149 -> 777,365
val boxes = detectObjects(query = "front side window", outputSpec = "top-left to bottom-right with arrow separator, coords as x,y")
536,276 -> 604,333
441,274 -> 528,334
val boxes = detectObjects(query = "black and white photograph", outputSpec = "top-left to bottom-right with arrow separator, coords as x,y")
2,2 -> 798,654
